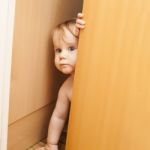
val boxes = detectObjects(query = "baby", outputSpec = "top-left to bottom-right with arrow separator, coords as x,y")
36,13 -> 85,150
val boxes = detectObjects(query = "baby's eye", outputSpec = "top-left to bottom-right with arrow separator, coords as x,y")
55,48 -> 62,53
68,46 -> 76,51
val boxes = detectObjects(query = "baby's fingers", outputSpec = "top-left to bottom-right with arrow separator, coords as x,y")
77,13 -> 84,18
76,23 -> 85,29
76,12 -> 85,30
76,19 -> 86,26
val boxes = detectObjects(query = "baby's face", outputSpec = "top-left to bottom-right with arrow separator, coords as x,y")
53,29 -> 78,75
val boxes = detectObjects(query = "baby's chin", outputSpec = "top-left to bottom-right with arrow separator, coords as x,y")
59,66 -> 74,75
60,68 -> 74,75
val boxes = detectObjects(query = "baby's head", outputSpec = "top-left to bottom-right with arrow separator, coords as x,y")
52,19 -> 79,75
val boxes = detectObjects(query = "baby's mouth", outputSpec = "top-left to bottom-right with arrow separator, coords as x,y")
60,64 -> 69,67
60,64 -> 72,68
60,63 -> 69,66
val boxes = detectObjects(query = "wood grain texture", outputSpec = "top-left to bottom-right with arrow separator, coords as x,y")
66,0 -> 150,150
9,0 -> 83,123
8,0 -> 83,148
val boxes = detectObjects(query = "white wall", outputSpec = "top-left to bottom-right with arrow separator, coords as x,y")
0,0 -> 16,149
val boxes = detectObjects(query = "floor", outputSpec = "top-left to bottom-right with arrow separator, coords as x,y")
27,128 -> 67,150
27,138 -> 66,150
27,141 -> 46,150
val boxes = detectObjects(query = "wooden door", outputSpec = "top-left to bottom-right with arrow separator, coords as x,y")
66,0 -> 150,150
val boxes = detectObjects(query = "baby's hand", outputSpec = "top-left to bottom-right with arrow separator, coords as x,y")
35,144 -> 58,150
74,13 -> 85,36
76,13 -> 86,29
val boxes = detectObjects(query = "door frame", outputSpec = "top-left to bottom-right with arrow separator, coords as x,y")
0,0 -> 16,149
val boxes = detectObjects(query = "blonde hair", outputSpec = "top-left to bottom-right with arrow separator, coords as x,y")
52,19 -> 79,44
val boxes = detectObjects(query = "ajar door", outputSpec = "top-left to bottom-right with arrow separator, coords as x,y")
66,0 -> 150,150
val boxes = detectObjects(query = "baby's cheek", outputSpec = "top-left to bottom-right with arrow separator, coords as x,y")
54,56 -> 59,64
72,55 -> 77,65
54,58 -> 59,69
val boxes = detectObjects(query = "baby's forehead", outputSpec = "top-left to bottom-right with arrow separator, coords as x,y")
53,28 -> 77,47
53,38 -> 77,48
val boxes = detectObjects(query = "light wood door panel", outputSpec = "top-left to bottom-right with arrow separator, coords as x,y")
66,0 -> 150,150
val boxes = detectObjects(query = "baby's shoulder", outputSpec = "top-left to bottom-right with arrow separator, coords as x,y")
59,76 -> 73,99
61,77 -> 72,91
